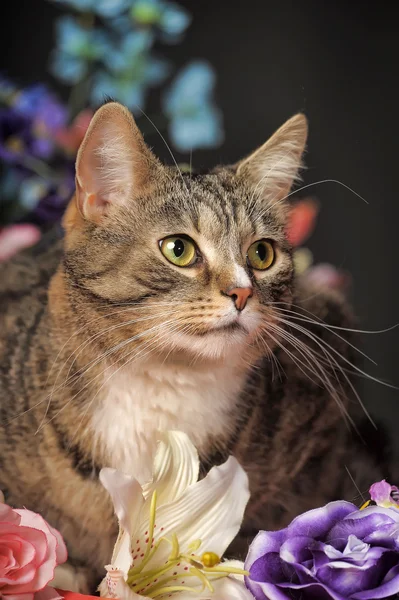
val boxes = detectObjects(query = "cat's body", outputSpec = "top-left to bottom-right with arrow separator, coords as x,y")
0,104 -> 387,590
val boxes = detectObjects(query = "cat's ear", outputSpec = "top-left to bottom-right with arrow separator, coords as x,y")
74,102 -> 156,223
236,114 -> 308,203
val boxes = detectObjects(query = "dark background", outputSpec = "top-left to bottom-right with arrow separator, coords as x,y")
1,1 -> 398,454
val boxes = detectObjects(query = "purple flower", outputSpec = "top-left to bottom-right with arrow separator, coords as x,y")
245,500 -> 399,599
0,108 -> 52,162
26,167 -> 75,226
13,85 -> 67,132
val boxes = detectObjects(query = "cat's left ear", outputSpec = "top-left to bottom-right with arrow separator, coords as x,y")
72,102 -> 158,224
236,114 -> 308,203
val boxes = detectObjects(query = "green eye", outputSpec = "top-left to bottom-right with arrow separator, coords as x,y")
247,239 -> 275,270
159,236 -> 198,267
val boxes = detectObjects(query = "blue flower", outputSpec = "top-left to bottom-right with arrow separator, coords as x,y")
94,0 -> 132,17
92,29 -> 169,111
91,72 -> 146,110
159,2 -> 191,43
51,0 -> 131,17
163,61 -> 224,152
102,30 -> 154,73
130,0 -> 191,42
51,0 -> 94,11
50,16 -> 108,84
19,177 -> 49,211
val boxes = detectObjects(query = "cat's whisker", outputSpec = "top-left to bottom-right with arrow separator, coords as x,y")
262,178 -> 369,220
47,305 -> 182,404
135,106 -> 189,193
45,301 -> 181,388
272,301 -> 399,338
272,305 -> 378,367
269,310 -> 384,385
68,322 -> 184,449
35,318 -> 179,436
263,323 -> 354,427
344,465 -> 367,504
272,315 -> 376,427
258,334 -> 284,382
278,313 -> 398,392
37,312 -> 182,432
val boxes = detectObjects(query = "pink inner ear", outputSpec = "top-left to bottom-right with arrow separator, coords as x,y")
75,175 -> 111,222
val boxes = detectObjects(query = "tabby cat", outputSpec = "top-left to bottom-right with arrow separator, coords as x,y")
0,102 -> 386,591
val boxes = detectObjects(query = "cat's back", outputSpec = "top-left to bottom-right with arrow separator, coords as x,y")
0,228 -> 63,359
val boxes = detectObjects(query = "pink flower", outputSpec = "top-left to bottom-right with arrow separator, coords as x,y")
0,225 -> 41,262
369,479 -> 399,508
55,109 -> 93,154
286,197 -> 319,247
0,500 -> 67,600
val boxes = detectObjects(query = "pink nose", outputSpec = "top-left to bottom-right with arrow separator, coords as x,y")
227,287 -> 253,311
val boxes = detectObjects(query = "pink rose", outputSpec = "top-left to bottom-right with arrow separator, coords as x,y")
0,501 -> 67,600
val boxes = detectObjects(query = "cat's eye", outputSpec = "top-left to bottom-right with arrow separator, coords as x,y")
247,239 -> 275,271
159,235 -> 199,267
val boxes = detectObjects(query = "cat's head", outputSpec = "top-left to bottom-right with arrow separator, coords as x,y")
61,102 -> 307,363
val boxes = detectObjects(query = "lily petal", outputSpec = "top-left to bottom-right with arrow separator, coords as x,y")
100,469 -> 145,571
141,431 -> 199,504
138,456 -> 249,566
100,469 -> 144,535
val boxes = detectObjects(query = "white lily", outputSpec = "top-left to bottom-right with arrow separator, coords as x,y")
98,431 -> 254,600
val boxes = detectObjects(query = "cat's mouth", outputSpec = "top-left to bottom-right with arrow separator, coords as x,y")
197,319 -> 248,337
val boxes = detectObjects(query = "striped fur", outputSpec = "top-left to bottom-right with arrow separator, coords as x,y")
0,105 -> 387,589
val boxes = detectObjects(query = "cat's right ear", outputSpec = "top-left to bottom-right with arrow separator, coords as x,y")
69,102 -> 157,225
235,114 -> 308,205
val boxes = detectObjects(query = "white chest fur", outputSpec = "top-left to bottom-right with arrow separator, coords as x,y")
91,359 -> 248,481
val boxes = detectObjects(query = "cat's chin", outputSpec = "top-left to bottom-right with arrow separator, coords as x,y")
163,315 -> 262,361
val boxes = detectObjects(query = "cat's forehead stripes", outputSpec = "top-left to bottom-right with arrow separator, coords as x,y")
159,169 -> 287,251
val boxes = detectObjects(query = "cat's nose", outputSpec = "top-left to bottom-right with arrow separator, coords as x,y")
227,287 -> 253,311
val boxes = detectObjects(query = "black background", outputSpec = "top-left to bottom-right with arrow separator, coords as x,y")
1,1 -> 398,455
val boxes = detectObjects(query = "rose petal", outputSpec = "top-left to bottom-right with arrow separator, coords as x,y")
15,510 -> 67,590
364,523 -> 399,550
327,511 -> 398,551
279,536 -> 313,565
0,527 -> 47,590
286,502 -> 357,540
249,553 -> 291,585
317,550 -> 396,597
244,577 -> 291,600
278,580 -> 347,600
351,559 -> 399,599
0,506 -> 21,525
0,536 -> 36,583
245,530 -> 286,571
